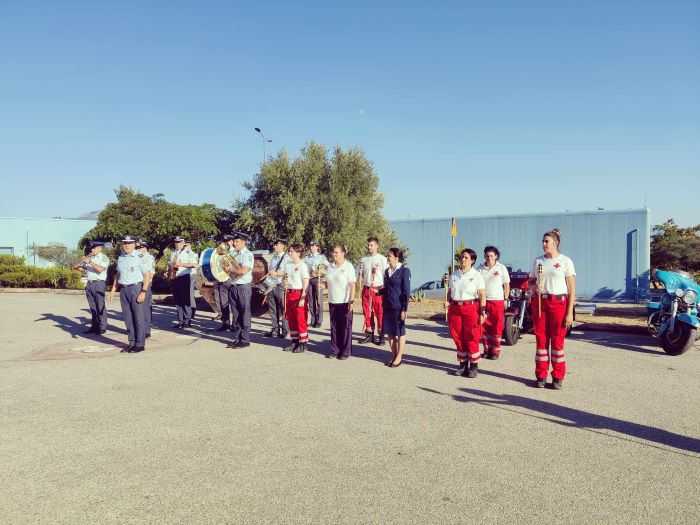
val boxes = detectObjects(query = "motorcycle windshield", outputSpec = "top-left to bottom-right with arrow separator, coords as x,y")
655,270 -> 700,295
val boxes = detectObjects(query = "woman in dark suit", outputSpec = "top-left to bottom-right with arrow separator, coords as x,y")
382,247 -> 411,368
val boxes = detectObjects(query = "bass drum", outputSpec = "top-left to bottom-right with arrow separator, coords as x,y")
251,255 -> 269,317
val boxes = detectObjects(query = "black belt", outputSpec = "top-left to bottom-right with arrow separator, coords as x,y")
120,283 -> 143,288
451,300 -> 477,305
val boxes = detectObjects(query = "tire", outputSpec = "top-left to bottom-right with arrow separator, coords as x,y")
661,322 -> 697,356
503,315 -> 520,346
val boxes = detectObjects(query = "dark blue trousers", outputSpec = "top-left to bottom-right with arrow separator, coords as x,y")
85,280 -> 107,332
120,283 -> 146,347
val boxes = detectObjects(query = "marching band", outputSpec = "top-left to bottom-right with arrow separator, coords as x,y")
75,230 -> 577,389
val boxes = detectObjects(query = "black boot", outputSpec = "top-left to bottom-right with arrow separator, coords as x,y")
216,324 -> 230,332
467,362 -> 478,378
358,332 -> 373,344
284,341 -> 298,352
293,342 -> 306,353
375,333 -> 385,346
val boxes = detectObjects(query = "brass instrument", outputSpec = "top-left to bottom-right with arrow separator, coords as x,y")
217,243 -> 242,278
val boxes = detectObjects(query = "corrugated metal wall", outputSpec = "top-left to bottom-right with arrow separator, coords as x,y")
0,217 -> 97,267
391,209 -> 650,300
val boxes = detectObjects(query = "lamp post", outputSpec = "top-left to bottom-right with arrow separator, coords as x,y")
254,127 -> 272,163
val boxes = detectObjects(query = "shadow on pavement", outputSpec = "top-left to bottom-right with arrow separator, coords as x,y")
569,330 -> 667,356
34,313 -> 126,347
418,386 -> 700,456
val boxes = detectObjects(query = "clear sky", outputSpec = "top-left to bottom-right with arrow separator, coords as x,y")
1,1 -> 698,226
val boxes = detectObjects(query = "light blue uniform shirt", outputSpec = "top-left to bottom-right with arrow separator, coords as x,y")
230,247 -> 254,285
304,253 -> 329,276
139,252 -> 155,274
117,252 -> 146,285
265,252 -> 289,286
86,252 -> 110,282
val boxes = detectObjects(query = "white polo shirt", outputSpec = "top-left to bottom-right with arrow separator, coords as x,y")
359,254 -> 388,288
530,254 -> 576,295
326,260 -> 357,304
478,262 -> 510,301
284,260 -> 310,290
450,268 -> 485,301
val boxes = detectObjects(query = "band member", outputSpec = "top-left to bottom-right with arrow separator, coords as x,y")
446,248 -> 486,378
225,231 -> 254,348
137,239 -> 155,338
358,237 -> 388,345
304,241 -> 329,328
215,234 -> 235,331
168,237 -> 198,329
325,244 -> 356,360
284,243 -> 310,353
265,238 -> 289,338
530,229 -> 576,389
477,246 -> 510,360
110,236 -> 151,353
74,240 -> 109,334
382,248 -> 411,368
185,242 -> 198,322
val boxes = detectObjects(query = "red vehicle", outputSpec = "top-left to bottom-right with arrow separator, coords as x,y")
502,269 -> 574,345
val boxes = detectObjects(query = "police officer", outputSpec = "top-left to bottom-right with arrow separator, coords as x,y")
110,236 -> 151,353
137,239 -> 155,338
225,231 -> 254,348
214,234 -> 235,331
304,241 -> 329,328
74,240 -> 110,334
264,238 -> 289,338
168,236 -> 198,329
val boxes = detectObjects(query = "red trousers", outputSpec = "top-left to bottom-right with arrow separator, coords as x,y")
481,300 -> 505,357
448,302 -> 482,364
361,286 -> 383,334
285,289 -> 309,343
531,295 -> 568,380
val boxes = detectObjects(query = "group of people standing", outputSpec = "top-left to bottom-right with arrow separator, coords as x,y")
76,227 -> 576,389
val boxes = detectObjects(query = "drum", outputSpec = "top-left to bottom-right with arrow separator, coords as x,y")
201,247 -> 232,283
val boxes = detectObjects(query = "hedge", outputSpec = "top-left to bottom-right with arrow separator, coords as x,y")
0,255 -> 84,289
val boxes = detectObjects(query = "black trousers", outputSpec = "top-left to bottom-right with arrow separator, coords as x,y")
120,283 -> 146,346
215,281 -> 233,327
229,283 -> 252,344
308,277 -> 323,326
329,303 -> 353,358
173,274 -> 193,324
85,280 -> 107,332
267,284 -> 288,335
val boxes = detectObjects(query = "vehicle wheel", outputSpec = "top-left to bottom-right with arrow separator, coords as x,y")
503,315 -> 520,346
661,323 -> 697,356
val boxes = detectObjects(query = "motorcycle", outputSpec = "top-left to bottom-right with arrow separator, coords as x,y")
647,269 -> 699,356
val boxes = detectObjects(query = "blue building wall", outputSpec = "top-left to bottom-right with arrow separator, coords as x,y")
391,209 -> 650,300
0,217 -> 97,267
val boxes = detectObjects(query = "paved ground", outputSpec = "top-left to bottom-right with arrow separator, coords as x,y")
1,293 -> 699,524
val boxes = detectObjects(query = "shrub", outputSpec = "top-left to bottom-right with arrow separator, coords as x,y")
0,256 -> 84,289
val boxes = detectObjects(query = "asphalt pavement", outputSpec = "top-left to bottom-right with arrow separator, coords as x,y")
1,293 -> 699,524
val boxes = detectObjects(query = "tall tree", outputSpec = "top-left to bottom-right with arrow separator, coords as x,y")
234,143 -> 398,260
651,219 -> 700,273
82,187 -> 220,258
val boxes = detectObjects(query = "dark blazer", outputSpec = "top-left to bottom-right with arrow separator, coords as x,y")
382,265 -> 411,312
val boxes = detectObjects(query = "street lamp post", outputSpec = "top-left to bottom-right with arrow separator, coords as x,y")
254,127 -> 272,163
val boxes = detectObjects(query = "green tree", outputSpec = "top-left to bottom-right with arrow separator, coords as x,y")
651,219 -> 700,273
234,143 -> 397,260
82,187 -> 219,258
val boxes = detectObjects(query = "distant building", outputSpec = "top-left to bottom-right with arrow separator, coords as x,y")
0,217 -> 97,267
390,208 -> 650,301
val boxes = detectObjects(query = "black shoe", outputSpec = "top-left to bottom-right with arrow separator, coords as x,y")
337,355 -> 349,360
131,346 -> 145,353
84,327 -> 97,334
552,378 -> 564,390
284,341 -> 298,352
358,333 -> 373,344
452,363 -> 467,376
120,345 -> 133,353
292,343 -> 306,353
467,363 -> 478,378
389,360 -> 402,368
535,378 -> 546,388
375,335 -> 385,346
236,342 -> 251,348
325,353 -> 337,359
176,323 -> 186,329
278,332 -> 287,339
266,331 -> 278,337
460,363 -> 471,377
187,321 -> 193,327
97,329 -> 107,335
216,325 -> 230,332
145,333 -> 151,339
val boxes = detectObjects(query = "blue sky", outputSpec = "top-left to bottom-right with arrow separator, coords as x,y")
1,1 -> 698,226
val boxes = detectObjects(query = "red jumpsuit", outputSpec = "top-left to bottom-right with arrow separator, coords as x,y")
286,289 -> 309,343
447,268 -> 486,365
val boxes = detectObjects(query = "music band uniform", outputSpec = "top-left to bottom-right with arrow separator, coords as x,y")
266,246 -> 289,337
229,236 -> 255,346
169,240 -> 198,327
304,246 -> 329,328
83,243 -> 110,334
115,237 -> 148,351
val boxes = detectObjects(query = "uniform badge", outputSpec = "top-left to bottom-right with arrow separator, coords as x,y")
494,271 -> 499,276
554,263 -> 561,269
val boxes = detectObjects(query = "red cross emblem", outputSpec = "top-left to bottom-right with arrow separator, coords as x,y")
494,271 -> 500,276
554,263 -> 561,269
